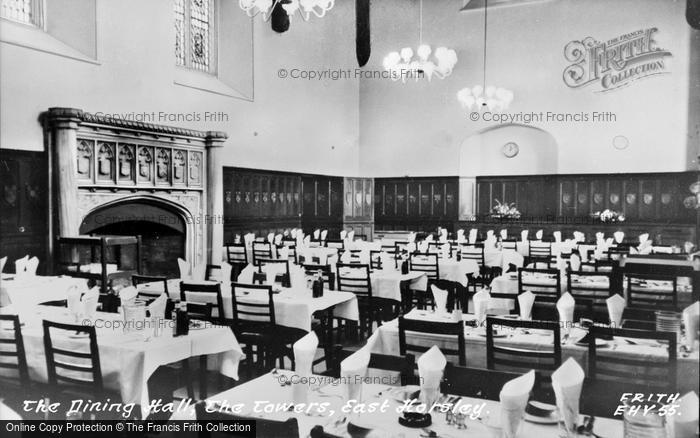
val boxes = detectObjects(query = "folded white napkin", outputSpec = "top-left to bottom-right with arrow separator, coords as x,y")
605,237 -> 614,248
321,230 -> 328,241
520,230 -> 528,242
551,358 -> 585,434
313,229 -> 320,239
177,258 -> 190,279
457,229 -> 465,243
278,246 -> 289,261
500,229 -> 508,240
14,256 -> 29,279
417,346 -> 447,390
557,293 -> 575,333
303,235 -> 311,247
536,230 -> 543,240
638,244 -> 652,255
418,241 -> 429,253
25,256 -> 39,276
81,286 -> 100,319
553,231 -> 562,242
570,253 -> 581,271
0,256 -> 6,274
613,231 -> 624,244
468,229 -> 478,244
595,232 -> 605,243
147,293 -> 168,319
407,242 -> 417,253
119,285 -> 138,305
244,233 -> 255,245
340,230 -> 347,240
683,302 -> 699,350
348,231 -> 355,241
500,370 -> 535,437
267,233 -> 275,244
606,294 -> 626,327
274,234 -> 283,246
340,250 -> 352,264
487,230 -> 494,239
684,242 -> 695,255
67,285 -> 83,317
672,392 -> 699,438
474,289 -> 491,323
431,285 -> 449,315
485,236 -> 498,250
440,243 -> 451,258
237,263 -> 256,283
425,235 -> 434,243
340,347 -> 370,401
573,231 -> 585,242
638,233 -> 649,244
518,291 -> 535,320
192,264 -> 207,282
293,332 -> 319,405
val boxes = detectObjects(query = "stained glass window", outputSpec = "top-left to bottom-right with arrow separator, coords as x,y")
1,0 -> 43,27
174,0 -> 216,74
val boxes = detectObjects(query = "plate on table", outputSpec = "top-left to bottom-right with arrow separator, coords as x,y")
386,385 -> 420,403
525,401 -> 558,424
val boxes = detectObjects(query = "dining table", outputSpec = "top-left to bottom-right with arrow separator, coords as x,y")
0,275 -> 87,308
0,304 -> 244,418
170,368 -> 624,438
371,308 -> 700,394
140,279 -> 360,332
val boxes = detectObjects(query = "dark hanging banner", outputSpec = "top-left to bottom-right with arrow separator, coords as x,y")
356,0 -> 371,67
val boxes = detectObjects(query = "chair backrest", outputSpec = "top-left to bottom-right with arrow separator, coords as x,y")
256,258 -> 291,288
195,401 -> 298,438
605,246 -> 629,260
398,317 -> 465,366
529,241 -> 552,259
625,273 -> 678,311
325,239 -> 345,250
205,264 -> 225,282
303,264 -> 336,290
225,243 -> 248,265
517,268 -> 561,302
336,263 -> 372,298
42,320 -> 103,394
252,242 -> 275,264
334,349 -> 416,386
394,241 -> 410,256
132,274 -> 169,298
458,243 -> 485,267
594,259 -> 615,272
282,245 -> 298,265
369,250 -> 383,270
186,301 -> 213,321
566,271 -> 613,309
486,316 -> 562,373
501,238 -> 517,251
230,283 -> 276,326
441,363 -> 522,400
588,325 -> 677,392
409,253 -> 439,280
179,282 -> 224,320
0,314 -> 29,385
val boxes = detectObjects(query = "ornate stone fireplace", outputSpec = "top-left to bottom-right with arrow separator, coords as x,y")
44,108 -> 227,274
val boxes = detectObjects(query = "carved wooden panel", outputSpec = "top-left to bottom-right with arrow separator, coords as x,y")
76,139 -> 94,181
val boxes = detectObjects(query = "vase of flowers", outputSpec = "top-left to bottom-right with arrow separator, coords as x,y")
592,209 -> 625,223
491,199 -> 521,219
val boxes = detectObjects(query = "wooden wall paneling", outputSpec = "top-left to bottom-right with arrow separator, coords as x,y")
638,179 -> 657,220
607,179 -> 622,213
330,177 -> 343,219
559,179 -> 575,216
590,179 -> 605,214
503,181 -> 517,207
302,176 -> 316,217
363,178 -> 373,219
445,179 -> 458,218
395,181 -> 406,217
574,179 -> 590,216
623,178 -> 639,220
477,181 -> 491,215
418,181 -> 431,217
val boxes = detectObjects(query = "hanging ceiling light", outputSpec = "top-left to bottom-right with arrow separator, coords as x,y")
239,0 -> 334,22
383,0 -> 458,82
456,0 -> 514,112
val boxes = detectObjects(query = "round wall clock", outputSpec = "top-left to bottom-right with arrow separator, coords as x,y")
502,142 -> 519,158
613,135 -> 629,150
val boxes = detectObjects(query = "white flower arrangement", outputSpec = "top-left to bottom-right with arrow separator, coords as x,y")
593,209 -> 625,223
491,199 -> 521,219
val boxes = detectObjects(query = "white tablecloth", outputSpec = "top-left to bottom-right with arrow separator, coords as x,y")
373,309 -> 699,394
437,259 -> 479,286
142,279 -> 359,332
171,369 -> 625,438
0,276 -> 87,308
0,306 -> 243,418
484,249 -> 525,269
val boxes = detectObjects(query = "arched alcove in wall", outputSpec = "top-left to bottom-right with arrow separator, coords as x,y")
459,124 -> 559,176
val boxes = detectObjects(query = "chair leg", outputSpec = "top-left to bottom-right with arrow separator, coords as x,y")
199,356 -> 208,399
182,359 -> 194,399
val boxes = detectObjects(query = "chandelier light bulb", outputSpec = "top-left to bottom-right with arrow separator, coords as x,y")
240,0 -> 334,22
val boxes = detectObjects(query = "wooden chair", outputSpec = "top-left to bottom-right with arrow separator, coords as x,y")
369,250 -> 383,270
458,243 -> 487,291
195,401 -> 299,438
625,273 -> 678,311
441,363 -> 521,400
566,271 -> 613,320
594,259 -> 615,272
528,241 -> 552,268
486,317 -> 562,372
328,348 -> 416,386
256,258 -> 291,287
252,242 -> 275,265
225,243 -> 248,265
180,282 -> 224,322
336,263 -> 387,338
0,314 -> 29,386
398,317 -> 466,366
409,253 -> 440,309
230,282 -> 278,373
605,246 -> 629,261
517,268 -> 561,304
281,245 -> 298,265
501,238 -> 518,251
132,274 -> 169,299
205,264 -> 225,282
588,325 -> 677,392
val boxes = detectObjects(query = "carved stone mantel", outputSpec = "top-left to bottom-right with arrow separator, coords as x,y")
44,107 -> 228,269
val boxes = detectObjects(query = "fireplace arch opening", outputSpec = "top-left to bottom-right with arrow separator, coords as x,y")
80,197 -> 190,277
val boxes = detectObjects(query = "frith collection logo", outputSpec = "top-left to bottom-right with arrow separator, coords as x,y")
563,27 -> 672,92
